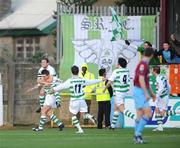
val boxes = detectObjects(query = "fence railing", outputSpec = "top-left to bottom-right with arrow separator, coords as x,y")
57,4 -> 160,16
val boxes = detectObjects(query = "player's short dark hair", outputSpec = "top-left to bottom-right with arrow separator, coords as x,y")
71,65 -> 79,75
41,69 -> 50,75
153,66 -> 161,74
144,41 -> 152,47
42,57 -> 49,63
99,68 -> 106,76
163,41 -> 170,45
143,47 -> 154,57
118,57 -> 127,68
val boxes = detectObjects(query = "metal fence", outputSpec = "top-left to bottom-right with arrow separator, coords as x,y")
57,4 -> 160,16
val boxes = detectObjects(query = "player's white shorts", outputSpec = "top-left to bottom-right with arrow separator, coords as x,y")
114,92 -> 127,106
43,94 -> 57,108
69,99 -> 87,115
156,95 -> 169,111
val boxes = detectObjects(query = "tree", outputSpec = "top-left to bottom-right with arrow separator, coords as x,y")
115,0 -> 160,7
59,0 -> 97,7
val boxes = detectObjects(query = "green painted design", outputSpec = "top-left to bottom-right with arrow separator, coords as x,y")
141,16 -> 155,43
60,15 -> 75,81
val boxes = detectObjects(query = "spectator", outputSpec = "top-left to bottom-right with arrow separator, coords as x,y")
170,34 -> 180,57
138,41 -> 152,55
79,63 -> 95,124
155,41 -> 176,64
138,41 -> 159,64
96,68 -> 113,129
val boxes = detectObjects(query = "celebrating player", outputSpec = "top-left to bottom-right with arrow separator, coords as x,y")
32,69 -> 64,131
152,65 -> 179,131
104,57 -> 136,129
36,58 -> 58,113
53,65 -> 103,134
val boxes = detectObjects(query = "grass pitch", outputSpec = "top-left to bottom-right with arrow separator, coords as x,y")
0,127 -> 180,148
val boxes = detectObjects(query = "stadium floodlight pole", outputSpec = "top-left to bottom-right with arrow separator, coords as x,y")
56,0 -> 61,64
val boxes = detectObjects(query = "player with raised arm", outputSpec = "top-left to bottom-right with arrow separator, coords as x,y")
104,57 -> 136,129
152,66 -> 179,131
53,65 -> 103,134
32,69 -> 64,131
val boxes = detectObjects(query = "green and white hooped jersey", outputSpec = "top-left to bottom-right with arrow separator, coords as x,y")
44,84 -> 61,103
53,77 -> 101,101
109,68 -> 130,93
156,75 -> 169,98
44,84 -> 56,94
69,78 -> 86,100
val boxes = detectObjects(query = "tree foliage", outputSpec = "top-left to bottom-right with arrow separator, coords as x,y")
59,0 -> 97,7
115,0 -> 160,7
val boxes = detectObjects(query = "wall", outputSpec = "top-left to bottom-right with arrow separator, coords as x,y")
0,64 -> 9,125
0,35 -> 56,63
40,35 -> 56,64
0,37 -> 14,56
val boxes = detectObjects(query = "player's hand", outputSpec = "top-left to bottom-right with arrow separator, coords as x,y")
170,34 -> 176,41
145,93 -> 150,101
56,79 -> 63,83
56,102 -> 61,108
152,94 -> 156,102
102,77 -> 106,81
152,96 -> 156,102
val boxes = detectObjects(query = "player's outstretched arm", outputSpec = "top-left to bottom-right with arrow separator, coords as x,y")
103,80 -> 112,93
85,79 -> 103,86
53,79 -> 70,92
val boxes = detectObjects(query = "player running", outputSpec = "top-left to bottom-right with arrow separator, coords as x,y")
152,66 -> 180,131
104,57 -> 136,129
53,65 -> 103,134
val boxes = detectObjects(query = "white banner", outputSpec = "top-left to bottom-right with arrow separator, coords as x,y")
72,15 -> 143,78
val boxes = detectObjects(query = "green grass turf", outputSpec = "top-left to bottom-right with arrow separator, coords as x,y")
0,127 -> 180,148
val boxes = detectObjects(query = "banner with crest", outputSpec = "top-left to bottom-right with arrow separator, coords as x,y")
60,14 -> 155,83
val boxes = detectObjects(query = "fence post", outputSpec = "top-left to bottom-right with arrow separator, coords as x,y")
120,4 -> 126,16
56,1 -> 60,64
0,73 -> 3,126
156,12 -> 160,50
